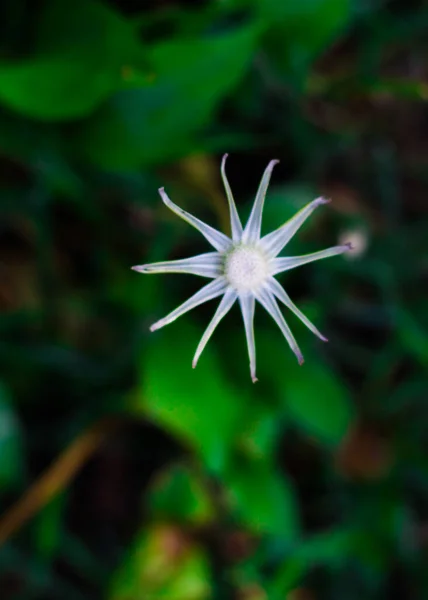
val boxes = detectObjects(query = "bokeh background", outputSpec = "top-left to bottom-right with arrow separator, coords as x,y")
1,0 -> 428,598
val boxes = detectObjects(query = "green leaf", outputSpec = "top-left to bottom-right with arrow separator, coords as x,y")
72,24 -> 259,168
284,360 -> 354,445
34,0 -> 139,56
111,525 -> 211,600
270,528 -> 356,596
257,331 -> 354,445
0,60 -> 117,120
0,108 -> 58,160
148,463 -> 215,526
33,494 -> 66,561
0,0 -> 144,120
225,457 -> 299,540
236,409 -> 280,460
0,382 -> 23,490
259,0 -> 351,82
135,320 -> 245,472
396,308 -> 428,367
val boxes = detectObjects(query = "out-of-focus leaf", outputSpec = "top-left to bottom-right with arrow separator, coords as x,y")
284,360 -> 354,445
135,320 -> 245,472
386,377 -> 428,413
36,154 -> 84,198
270,528 -> 356,596
236,409 -> 279,459
110,524 -> 211,600
0,0 -> 144,120
259,0 -> 351,83
0,382 -> 23,490
0,60 -> 121,120
33,494 -> 66,561
60,533 -> 110,586
34,0 -> 139,56
396,308 -> 428,367
148,463 -> 214,526
73,24 -> 260,168
256,331 -> 354,445
0,108 -> 59,160
225,457 -> 299,540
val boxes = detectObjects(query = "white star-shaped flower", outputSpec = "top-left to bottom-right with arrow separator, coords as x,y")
133,155 -> 350,382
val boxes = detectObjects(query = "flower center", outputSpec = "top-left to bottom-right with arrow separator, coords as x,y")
225,246 -> 269,292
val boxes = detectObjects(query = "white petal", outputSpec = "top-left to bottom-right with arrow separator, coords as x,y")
192,288 -> 237,368
150,277 -> 227,331
242,159 -> 279,244
159,187 -> 231,252
221,154 -> 243,242
255,287 -> 304,365
239,293 -> 257,382
272,244 -> 351,274
267,277 -> 327,342
260,197 -> 330,258
132,252 -> 222,279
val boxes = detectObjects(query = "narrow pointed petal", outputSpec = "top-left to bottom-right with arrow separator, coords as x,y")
132,252 -> 222,279
150,277 -> 227,332
242,159 -> 279,244
267,277 -> 327,342
192,288 -> 237,368
239,294 -> 257,382
221,154 -> 243,242
260,197 -> 330,257
272,244 -> 352,274
159,187 -> 231,252
255,287 -> 304,365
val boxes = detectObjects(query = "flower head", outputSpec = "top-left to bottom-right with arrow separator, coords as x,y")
132,155 -> 350,382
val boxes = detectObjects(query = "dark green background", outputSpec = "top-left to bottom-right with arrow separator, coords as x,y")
1,0 -> 428,598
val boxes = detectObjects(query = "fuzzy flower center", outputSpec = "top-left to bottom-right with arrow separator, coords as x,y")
225,245 -> 269,292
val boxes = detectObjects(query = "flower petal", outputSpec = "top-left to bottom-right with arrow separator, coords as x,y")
239,293 -> 257,382
260,197 -> 330,257
267,277 -> 327,342
271,244 -> 351,274
242,159 -> 279,244
150,277 -> 228,331
132,252 -> 222,279
255,287 -> 304,365
159,187 -> 231,252
192,288 -> 237,368
221,154 -> 243,242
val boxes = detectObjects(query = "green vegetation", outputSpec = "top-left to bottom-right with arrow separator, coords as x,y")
1,1 -> 427,598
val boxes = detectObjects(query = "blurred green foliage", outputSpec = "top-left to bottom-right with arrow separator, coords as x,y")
1,0 -> 428,599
